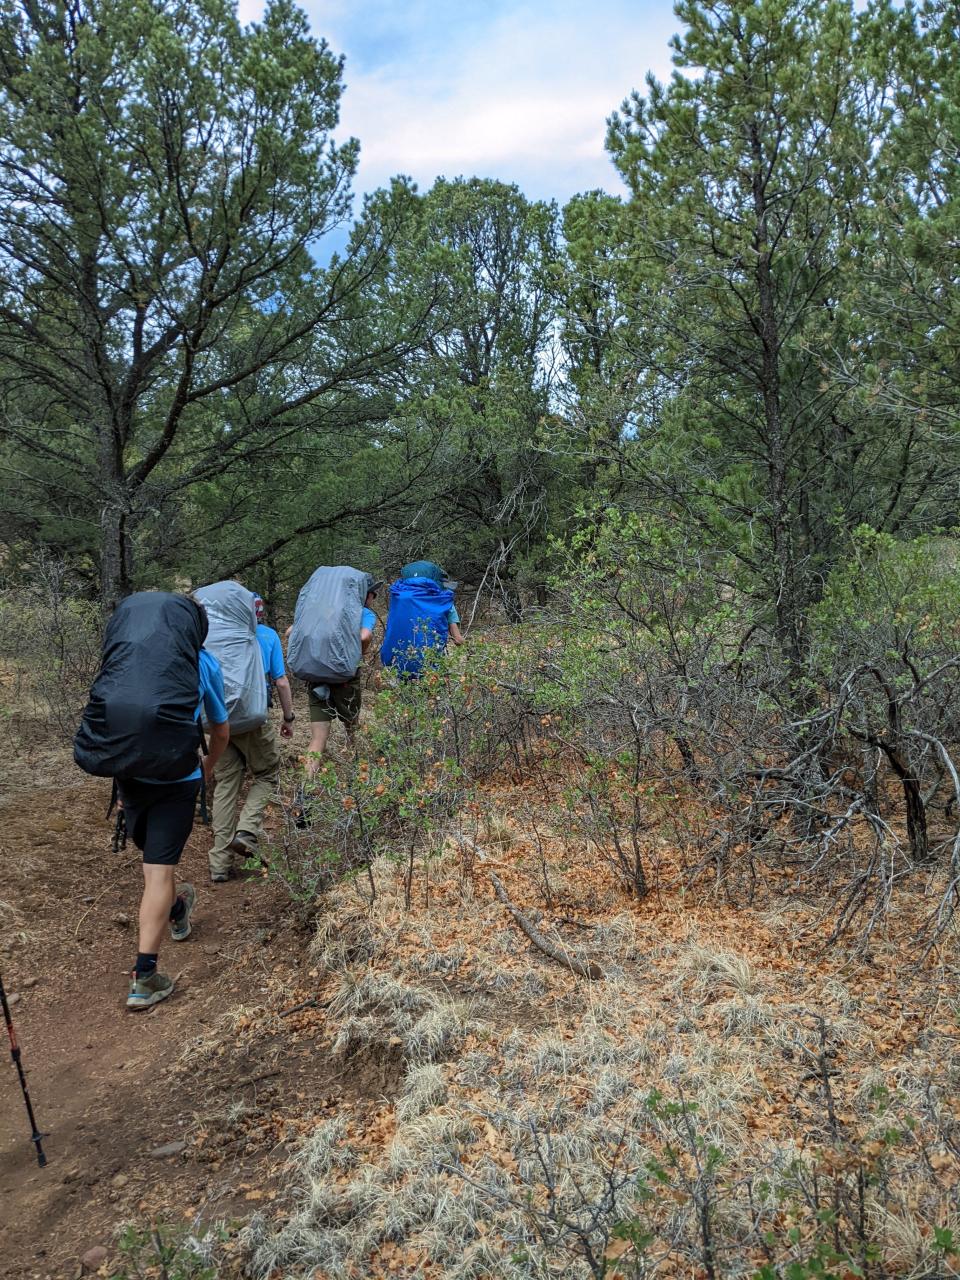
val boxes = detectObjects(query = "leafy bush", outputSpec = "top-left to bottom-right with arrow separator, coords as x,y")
537,515 -> 960,941
264,639 -> 552,905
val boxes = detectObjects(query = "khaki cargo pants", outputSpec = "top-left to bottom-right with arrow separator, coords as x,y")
209,721 -> 281,878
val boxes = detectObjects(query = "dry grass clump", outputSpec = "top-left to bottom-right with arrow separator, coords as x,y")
396,1064 -> 448,1123
245,1013 -> 769,1279
310,902 -> 394,972
677,939 -> 761,999
482,808 -> 517,852
0,894 -> 39,951
327,970 -> 475,1065
590,911 -> 643,961
714,989 -> 777,1035
175,1002 -> 272,1073
408,930 -> 466,978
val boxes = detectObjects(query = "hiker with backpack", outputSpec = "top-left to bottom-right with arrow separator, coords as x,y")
381,561 -> 464,678
195,581 -> 279,883
286,567 -> 381,777
74,592 -> 230,1011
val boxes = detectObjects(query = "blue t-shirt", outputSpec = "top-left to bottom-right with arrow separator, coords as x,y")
256,623 -> 285,682
449,603 -> 460,625
138,648 -> 228,784
361,607 -> 377,634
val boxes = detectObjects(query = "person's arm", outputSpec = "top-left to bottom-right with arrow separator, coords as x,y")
275,674 -> 295,736
200,652 -> 230,782
448,622 -> 465,645
283,624 -> 293,643
204,721 -> 230,782
360,604 -> 376,657
267,632 -> 296,735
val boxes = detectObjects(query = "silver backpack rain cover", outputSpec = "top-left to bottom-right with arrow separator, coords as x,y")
288,566 -> 373,684
194,581 -> 268,734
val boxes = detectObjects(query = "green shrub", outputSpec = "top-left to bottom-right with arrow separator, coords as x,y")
110,1221 -> 232,1280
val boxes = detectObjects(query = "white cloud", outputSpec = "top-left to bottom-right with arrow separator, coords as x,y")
237,1 -> 678,204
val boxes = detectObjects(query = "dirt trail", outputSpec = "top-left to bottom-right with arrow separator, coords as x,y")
0,777 -> 308,1279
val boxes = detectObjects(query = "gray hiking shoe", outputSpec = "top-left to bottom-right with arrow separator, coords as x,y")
169,883 -> 196,942
229,830 -> 259,858
126,969 -> 175,1011
210,868 -> 229,884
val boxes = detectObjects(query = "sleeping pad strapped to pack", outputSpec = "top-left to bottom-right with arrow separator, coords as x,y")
74,592 -> 208,781
381,577 -> 454,678
194,580 -> 267,734
287,566 -> 373,685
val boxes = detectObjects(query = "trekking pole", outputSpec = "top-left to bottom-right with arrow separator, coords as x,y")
0,964 -> 47,1167
111,806 -> 127,853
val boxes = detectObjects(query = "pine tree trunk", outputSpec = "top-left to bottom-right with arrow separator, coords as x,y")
751,120 -> 802,680
99,498 -> 133,612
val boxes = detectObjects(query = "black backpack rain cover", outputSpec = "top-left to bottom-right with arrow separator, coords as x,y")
74,592 -> 208,781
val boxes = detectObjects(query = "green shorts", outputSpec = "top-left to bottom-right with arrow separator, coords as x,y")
308,671 -> 363,725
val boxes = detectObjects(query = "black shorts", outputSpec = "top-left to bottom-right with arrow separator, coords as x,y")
117,778 -> 201,866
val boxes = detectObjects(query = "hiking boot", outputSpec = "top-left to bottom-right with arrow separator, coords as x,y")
169,883 -> 196,942
210,868 -> 229,883
230,830 -> 259,858
126,969 -> 175,1011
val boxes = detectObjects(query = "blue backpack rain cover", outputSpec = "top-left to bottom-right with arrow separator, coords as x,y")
381,577 -> 453,678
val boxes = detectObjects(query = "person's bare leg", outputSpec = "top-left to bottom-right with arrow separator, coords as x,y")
139,864 -> 177,955
305,721 -> 331,779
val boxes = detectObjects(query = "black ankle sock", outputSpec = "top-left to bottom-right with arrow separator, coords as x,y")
170,895 -> 186,923
135,952 -> 158,977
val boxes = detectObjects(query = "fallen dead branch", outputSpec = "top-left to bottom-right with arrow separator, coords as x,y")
458,835 -> 604,981
279,996 -> 333,1018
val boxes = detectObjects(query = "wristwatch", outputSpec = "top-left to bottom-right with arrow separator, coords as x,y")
283,713 -> 296,723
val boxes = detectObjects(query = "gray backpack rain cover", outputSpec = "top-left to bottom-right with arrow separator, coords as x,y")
194,581 -> 267,734
288,566 -> 373,684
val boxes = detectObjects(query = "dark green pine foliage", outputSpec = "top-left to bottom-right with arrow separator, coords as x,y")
0,0 -> 439,606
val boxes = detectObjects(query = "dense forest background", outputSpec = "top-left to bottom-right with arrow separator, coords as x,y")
1,0 -> 957,628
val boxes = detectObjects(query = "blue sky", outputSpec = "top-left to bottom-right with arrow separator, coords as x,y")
237,0 -> 679,208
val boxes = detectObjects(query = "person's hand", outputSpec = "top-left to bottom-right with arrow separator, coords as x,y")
203,756 -> 216,786
280,720 -> 294,739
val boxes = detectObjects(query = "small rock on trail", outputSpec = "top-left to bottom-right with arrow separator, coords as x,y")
81,1244 -> 108,1272
148,1139 -> 186,1158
